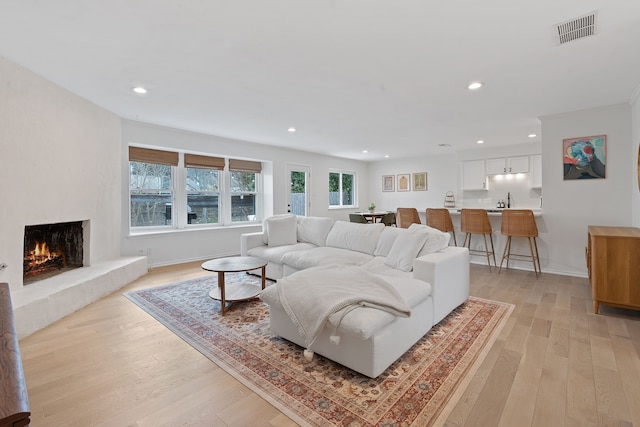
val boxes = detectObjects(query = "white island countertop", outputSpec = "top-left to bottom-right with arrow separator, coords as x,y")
448,208 -> 542,217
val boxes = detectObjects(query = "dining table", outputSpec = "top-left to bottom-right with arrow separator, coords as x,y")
354,211 -> 392,223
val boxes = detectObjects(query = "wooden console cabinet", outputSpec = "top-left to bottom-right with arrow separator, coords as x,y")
587,226 -> 640,314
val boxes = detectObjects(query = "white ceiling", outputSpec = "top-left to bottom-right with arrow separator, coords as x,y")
1,1 -> 640,161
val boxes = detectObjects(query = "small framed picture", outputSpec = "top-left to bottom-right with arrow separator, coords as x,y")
413,172 -> 427,191
382,175 -> 395,192
397,174 -> 410,192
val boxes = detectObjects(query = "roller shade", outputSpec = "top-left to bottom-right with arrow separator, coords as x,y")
129,147 -> 179,166
229,159 -> 262,173
184,154 -> 225,170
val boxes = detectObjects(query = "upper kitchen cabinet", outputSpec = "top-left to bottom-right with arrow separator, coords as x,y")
486,156 -> 530,175
531,154 -> 542,188
462,159 -> 488,190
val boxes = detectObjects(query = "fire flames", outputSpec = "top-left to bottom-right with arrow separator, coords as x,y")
30,241 -> 56,264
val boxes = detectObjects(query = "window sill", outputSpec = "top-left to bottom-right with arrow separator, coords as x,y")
127,222 -> 261,238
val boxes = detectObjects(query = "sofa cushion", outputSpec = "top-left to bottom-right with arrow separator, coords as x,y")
361,256 -> 413,278
325,221 -> 385,255
247,242 -> 316,263
265,214 -> 297,247
261,214 -> 295,245
374,227 -> 402,257
281,246 -> 373,271
409,223 -> 451,256
384,228 -> 429,272
297,216 -> 335,247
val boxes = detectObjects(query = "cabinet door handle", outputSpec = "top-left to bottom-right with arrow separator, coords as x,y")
509,167 -> 512,172
503,167 -> 506,173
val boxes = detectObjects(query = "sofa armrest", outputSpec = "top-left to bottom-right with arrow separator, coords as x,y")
413,246 -> 470,324
241,232 -> 265,256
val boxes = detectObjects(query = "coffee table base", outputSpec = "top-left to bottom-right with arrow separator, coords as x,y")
209,283 -> 262,305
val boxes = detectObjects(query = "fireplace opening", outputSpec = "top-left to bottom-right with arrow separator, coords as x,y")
23,221 -> 85,284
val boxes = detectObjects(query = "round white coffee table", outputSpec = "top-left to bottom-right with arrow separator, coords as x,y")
201,256 -> 267,314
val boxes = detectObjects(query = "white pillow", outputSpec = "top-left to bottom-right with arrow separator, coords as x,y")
296,216 -> 335,247
265,214 -> 298,247
408,223 -> 451,256
374,227 -> 402,257
262,214 -> 295,244
325,221 -> 385,255
384,228 -> 429,272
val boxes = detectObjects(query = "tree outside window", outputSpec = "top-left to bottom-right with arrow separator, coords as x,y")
186,167 -> 219,224
230,171 -> 257,221
130,161 -> 173,227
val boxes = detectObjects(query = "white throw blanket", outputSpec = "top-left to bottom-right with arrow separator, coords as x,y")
276,264 -> 411,359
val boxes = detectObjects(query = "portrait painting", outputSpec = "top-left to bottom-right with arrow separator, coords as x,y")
563,135 -> 606,180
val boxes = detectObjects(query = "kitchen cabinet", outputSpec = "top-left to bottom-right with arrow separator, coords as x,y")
486,156 -> 529,175
587,226 -> 640,314
462,160 -> 488,190
531,154 -> 542,188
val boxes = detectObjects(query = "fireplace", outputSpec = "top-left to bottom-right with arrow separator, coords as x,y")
23,221 -> 86,284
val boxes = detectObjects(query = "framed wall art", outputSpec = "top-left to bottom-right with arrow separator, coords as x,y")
412,172 -> 427,191
382,175 -> 395,192
397,173 -> 410,192
563,134 -> 606,180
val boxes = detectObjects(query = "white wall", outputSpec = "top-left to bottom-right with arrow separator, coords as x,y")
121,121 -> 370,267
367,153 -> 459,224
540,103 -> 633,276
0,57 -> 124,291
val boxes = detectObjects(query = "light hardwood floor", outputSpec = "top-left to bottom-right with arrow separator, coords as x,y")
18,262 -> 640,426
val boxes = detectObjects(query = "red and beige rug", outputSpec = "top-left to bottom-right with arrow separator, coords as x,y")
125,273 -> 513,426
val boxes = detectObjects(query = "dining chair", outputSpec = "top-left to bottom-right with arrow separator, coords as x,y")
499,209 -> 541,277
460,208 -> 496,271
380,212 -> 396,226
349,214 -> 368,224
396,208 -> 421,228
426,208 -> 457,246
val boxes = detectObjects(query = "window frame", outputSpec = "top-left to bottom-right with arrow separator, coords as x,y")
129,147 -> 262,233
328,169 -> 357,209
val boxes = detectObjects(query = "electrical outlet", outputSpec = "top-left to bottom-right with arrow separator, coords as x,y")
0,263 -> 7,271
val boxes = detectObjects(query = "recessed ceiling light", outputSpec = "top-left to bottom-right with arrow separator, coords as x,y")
477,140 -> 484,144
132,86 -> 147,94
384,155 -> 390,158
528,133 -> 537,138
288,127 -> 296,132
362,150 -> 368,154
468,82 -> 483,90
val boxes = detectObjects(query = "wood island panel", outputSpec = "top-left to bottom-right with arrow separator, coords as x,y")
587,226 -> 640,314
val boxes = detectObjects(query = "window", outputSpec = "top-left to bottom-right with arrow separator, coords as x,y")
129,147 -> 178,228
186,168 -> 220,224
129,147 -> 262,231
229,159 -> 262,222
329,170 -> 356,208
184,153 -> 224,225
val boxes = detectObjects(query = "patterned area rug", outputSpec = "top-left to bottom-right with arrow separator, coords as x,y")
124,273 -> 513,427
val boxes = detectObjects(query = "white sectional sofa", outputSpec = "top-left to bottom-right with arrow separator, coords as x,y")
241,214 -> 469,378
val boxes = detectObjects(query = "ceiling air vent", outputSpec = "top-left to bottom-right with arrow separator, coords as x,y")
555,11 -> 598,45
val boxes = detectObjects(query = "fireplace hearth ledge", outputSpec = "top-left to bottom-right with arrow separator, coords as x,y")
11,256 -> 148,339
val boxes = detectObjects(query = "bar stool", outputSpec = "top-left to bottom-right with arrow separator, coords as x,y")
499,209 -> 541,278
460,208 -> 496,271
396,208 -> 421,228
426,208 -> 457,246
